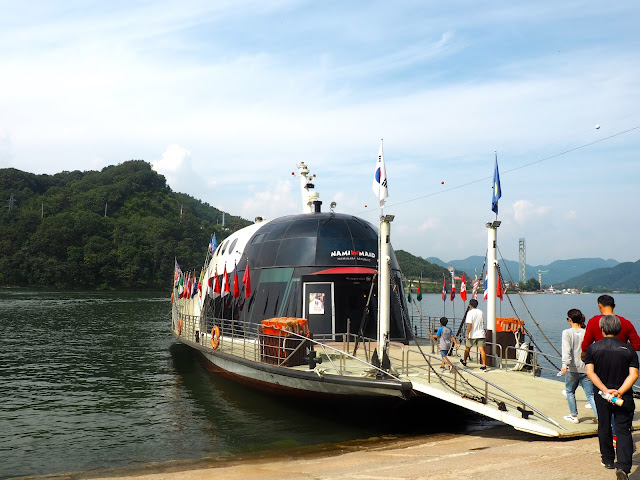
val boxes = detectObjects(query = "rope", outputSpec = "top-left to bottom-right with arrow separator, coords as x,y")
496,247 -> 561,359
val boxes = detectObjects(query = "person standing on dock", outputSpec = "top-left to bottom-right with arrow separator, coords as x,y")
585,315 -> 638,479
561,308 -> 597,423
581,295 -> 640,354
460,299 -> 487,371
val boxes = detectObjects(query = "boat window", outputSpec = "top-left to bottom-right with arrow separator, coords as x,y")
279,278 -> 301,317
228,238 -> 238,254
266,221 -> 291,241
220,241 -> 228,255
318,218 -> 350,238
255,241 -> 279,267
283,218 -> 319,238
251,233 -> 267,244
276,237 -> 317,265
347,217 -> 377,240
258,267 -> 294,283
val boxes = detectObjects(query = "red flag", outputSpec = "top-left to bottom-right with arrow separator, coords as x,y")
243,261 -> 252,298
460,273 -> 467,301
233,263 -> 240,299
183,273 -> 191,299
497,274 -> 503,301
441,275 -> 446,300
222,265 -> 230,296
212,268 -> 221,296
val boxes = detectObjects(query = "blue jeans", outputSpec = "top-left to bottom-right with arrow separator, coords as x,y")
565,371 -> 597,418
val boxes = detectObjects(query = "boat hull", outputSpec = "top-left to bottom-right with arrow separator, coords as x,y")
175,334 -> 412,401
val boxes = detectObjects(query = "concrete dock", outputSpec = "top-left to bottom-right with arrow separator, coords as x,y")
31,427 -> 640,480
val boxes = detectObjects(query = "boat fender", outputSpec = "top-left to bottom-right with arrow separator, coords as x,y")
211,325 -> 221,349
510,342 -> 529,371
177,318 -> 182,335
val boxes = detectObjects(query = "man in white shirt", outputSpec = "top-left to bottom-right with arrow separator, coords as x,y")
460,299 -> 487,371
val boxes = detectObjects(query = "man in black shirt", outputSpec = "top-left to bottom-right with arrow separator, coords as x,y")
585,314 -> 638,479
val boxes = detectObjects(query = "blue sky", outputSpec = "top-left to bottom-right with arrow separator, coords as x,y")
1,1 -> 639,269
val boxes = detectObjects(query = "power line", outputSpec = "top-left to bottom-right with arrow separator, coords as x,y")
370,124 -> 640,211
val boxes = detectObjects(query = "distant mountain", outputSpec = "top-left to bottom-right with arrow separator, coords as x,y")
563,260 -> 640,292
426,256 -> 619,285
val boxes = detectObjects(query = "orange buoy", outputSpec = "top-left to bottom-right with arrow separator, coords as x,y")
211,325 -> 221,349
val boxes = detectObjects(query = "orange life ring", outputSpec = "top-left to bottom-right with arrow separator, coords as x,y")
211,326 -> 221,349
177,318 -> 182,335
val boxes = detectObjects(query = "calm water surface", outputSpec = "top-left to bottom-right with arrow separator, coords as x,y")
2,290 -> 640,479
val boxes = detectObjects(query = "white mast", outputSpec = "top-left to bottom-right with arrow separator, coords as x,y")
296,162 -> 320,214
377,215 -> 393,365
486,220 -> 500,365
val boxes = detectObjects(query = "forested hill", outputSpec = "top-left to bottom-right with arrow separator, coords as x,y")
0,161 -> 250,289
563,260 -> 640,293
394,250 -> 458,291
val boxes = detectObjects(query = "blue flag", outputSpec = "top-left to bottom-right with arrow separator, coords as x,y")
491,153 -> 501,214
209,233 -> 218,254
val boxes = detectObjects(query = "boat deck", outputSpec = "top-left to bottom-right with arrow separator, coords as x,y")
399,342 -> 640,437
177,313 -> 640,438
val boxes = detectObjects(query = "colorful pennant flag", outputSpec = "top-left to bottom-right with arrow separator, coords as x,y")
491,151 -> 502,214
460,273 -> 467,302
416,283 -> 422,302
372,140 -> 388,205
233,263 -> 240,299
441,275 -> 446,301
212,267 -> 221,296
497,274 -> 503,301
222,265 -> 230,296
243,261 -> 252,298
483,271 -> 489,301
472,273 -> 479,300
450,273 -> 455,301
209,233 -> 218,254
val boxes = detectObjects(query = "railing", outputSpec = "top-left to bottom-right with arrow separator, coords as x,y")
172,305 -> 401,380
504,345 -> 562,377
173,306 -> 563,428
391,340 -> 563,430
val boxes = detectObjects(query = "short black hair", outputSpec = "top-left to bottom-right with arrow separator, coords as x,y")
439,316 -> 448,326
598,294 -> 615,309
469,299 -> 478,308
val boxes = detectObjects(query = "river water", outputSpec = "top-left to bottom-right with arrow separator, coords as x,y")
2,290 -> 639,479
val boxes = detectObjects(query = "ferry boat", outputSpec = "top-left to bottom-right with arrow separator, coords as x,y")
171,161 -> 640,438
172,162 -> 413,401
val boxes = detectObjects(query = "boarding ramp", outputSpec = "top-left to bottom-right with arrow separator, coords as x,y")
391,340 -> 640,438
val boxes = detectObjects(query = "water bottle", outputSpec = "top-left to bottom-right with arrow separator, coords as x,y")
599,390 -> 624,406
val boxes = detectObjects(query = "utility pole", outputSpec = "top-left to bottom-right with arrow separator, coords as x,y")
7,194 -> 15,210
104,202 -> 108,217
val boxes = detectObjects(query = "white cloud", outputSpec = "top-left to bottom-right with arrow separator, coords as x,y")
241,180 -> 298,220
512,200 -> 552,224
1,2 -> 640,264
418,219 -> 439,232
151,144 -> 192,190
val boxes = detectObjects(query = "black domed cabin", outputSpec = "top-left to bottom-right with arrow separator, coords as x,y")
203,212 -> 411,343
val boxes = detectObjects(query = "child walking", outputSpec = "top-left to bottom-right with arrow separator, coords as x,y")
433,317 -> 459,371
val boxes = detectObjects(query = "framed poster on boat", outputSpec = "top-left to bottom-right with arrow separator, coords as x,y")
303,281 -> 335,337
